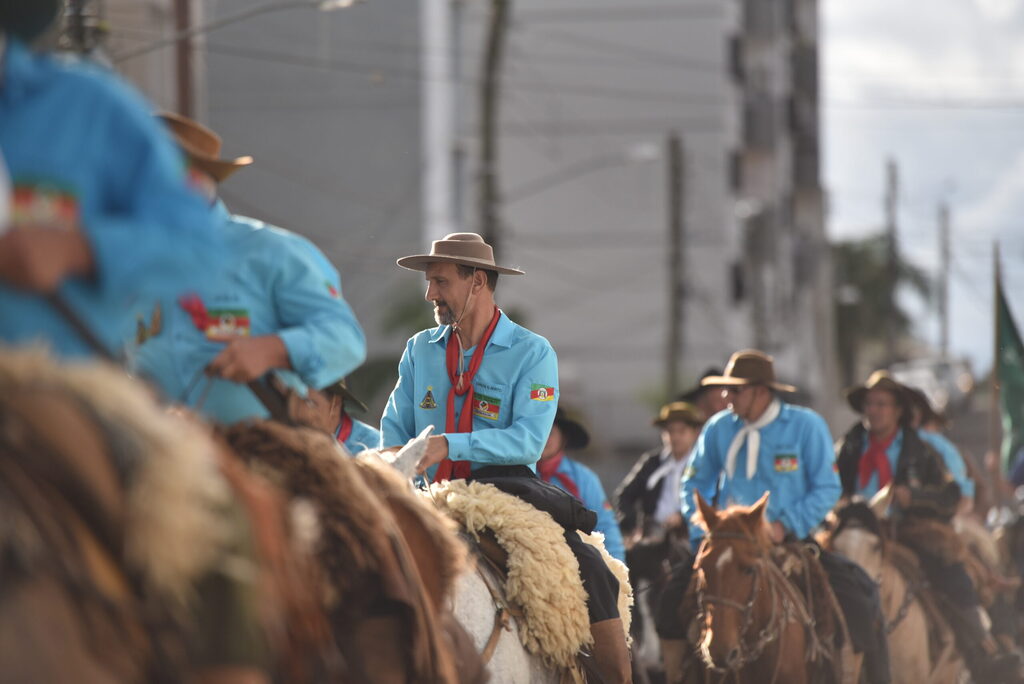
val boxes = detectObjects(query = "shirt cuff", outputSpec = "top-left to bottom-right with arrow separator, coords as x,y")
276,327 -> 319,380
445,432 -> 471,461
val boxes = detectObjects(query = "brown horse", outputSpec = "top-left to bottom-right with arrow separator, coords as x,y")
685,491 -> 836,684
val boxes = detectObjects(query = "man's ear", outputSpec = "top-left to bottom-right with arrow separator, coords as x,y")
474,269 -> 487,293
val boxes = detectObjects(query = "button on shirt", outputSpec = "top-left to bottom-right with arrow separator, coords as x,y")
136,203 -> 366,424
681,402 -> 840,545
0,39 -> 224,358
542,455 -> 626,563
380,312 -> 559,479
855,428 -> 975,500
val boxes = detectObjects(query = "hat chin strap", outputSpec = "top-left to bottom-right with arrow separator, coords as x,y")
451,269 -> 478,389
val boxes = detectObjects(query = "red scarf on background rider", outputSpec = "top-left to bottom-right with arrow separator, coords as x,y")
432,306 -> 502,483
859,429 -> 897,490
538,451 -> 581,499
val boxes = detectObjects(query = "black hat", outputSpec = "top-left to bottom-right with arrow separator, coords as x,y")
676,367 -> 724,403
322,378 -> 368,413
0,0 -> 62,42
905,386 -> 950,428
553,405 -> 590,451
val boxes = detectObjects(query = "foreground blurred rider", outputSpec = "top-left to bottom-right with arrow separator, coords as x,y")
136,113 -> 365,424
381,232 -> 632,683
0,1 -> 224,358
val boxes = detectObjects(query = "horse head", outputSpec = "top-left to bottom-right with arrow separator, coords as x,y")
823,498 -> 885,582
691,490 -> 773,671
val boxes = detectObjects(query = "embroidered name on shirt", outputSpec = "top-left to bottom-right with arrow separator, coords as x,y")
774,454 -> 799,472
473,393 -> 501,420
530,384 -> 555,401
420,387 -> 438,409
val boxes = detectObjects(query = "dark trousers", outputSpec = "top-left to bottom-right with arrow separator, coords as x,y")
468,465 -> 620,623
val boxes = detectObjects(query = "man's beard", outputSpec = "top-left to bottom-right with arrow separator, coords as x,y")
434,302 -> 456,326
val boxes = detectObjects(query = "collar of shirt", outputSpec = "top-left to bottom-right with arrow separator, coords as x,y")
211,198 -> 231,224
427,310 -> 514,350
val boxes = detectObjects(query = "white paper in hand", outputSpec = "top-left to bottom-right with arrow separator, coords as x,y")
383,425 -> 434,480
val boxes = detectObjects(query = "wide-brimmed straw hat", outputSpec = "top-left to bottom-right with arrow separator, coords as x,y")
397,233 -> 524,275
845,370 -> 913,415
700,350 -> 797,393
553,405 -> 590,450
652,401 -> 706,428
322,379 -> 368,413
157,112 -> 253,182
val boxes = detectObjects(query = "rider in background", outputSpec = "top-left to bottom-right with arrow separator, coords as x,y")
538,405 -> 626,562
0,2 -> 224,358
615,400 -> 705,668
836,370 -> 1022,682
906,385 -> 977,510
673,350 -> 890,684
135,113 -> 365,424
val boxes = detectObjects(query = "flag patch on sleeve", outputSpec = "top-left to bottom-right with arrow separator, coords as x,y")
530,384 -> 555,401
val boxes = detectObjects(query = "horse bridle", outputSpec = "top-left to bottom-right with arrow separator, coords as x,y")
694,532 -> 782,673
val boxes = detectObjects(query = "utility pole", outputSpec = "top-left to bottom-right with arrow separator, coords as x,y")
938,201 -> 950,359
174,0 -> 194,117
478,0 -> 509,257
884,158 -> 899,364
67,0 -> 88,53
666,133 -> 685,397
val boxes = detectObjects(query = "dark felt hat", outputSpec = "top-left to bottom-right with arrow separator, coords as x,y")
701,349 -> 797,393
652,401 -> 706,429
322,378 -> 368,413
845,370 -> 914,415
553,405 -> 590,451
0,0 -> 61,42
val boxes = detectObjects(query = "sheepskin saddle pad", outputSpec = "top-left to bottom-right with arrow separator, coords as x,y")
427,479 -> 632,670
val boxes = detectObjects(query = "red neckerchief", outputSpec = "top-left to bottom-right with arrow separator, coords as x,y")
538,451 -> 580,499
335,413 -> 353,445
859,429 -> 898,489
179,293 -> 211,331
432,307 -> 502,483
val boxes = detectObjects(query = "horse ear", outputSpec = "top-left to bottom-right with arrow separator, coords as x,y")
693,490 -> 719,532
747,491 -> 770,521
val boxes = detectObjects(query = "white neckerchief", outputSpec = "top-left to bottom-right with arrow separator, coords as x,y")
647,447 -> 681,491
724,398 -> 781,480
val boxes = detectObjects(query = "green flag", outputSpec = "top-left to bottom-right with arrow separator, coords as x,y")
997,277 -> 1024,472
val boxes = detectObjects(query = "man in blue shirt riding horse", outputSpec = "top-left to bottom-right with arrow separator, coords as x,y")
381,232 -> 632,683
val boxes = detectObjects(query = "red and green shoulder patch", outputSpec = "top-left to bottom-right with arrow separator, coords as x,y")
530,384 -> 555,401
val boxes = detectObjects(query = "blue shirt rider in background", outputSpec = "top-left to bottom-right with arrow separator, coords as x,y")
537,405 -> 626,563
380,232 -> 632,684
0,23 -> 223,358
662,350 -> 890,684
905,386 -> 976,503
836,370 -> 1022,682
135,113 -> 365,424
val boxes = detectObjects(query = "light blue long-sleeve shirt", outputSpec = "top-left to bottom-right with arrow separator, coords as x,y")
136,202 -> 366,424
682,402 -> 841,545
0,39 -> 224,358
855,428 -> 974,500
380,311 -> 559,478
342,417 -> 382,455
541,455 -> 626,562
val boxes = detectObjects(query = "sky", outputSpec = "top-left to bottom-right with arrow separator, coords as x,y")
823,0 -> 1024,374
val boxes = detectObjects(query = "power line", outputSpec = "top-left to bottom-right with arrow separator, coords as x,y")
827,97 -> 1024,111
512,4 -> 723,23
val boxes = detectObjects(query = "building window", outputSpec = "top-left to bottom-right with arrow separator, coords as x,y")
731,261 -> 746,303
729,151 -> 743,192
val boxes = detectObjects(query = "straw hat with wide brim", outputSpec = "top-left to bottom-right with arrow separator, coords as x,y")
322,379 -> 368,413
157,112 -> 253,183
700,350 -> 797,393
553,405 -> 590,450
846,370 -> 914,415
397,233 -> 525,275
652,401 -> 706,428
